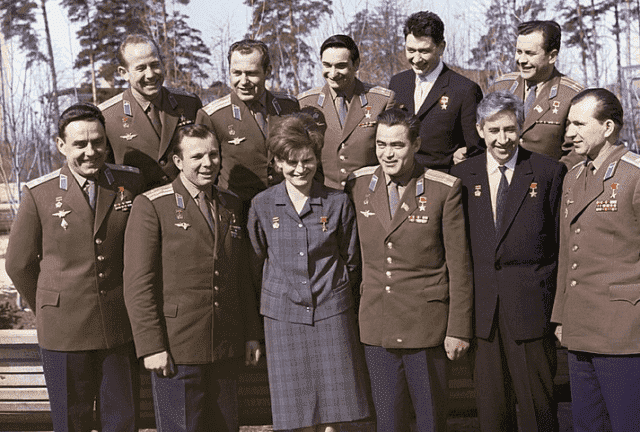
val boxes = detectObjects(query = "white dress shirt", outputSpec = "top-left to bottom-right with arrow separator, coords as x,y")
487,147 -> 519,222
414,60 -> 444,114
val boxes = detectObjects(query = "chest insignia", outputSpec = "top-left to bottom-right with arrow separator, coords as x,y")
175,222 -> 190,230
120,133 -> 137,141
320,216 -> 328,232
122,116 -> 132,128
529,182 -> 538,197
439,95 -> 449,110
474,185 -> 481,197
360,210 -> 375,218
409,215 -> 429,224
123,100 -> 132,117
595,200 -> 617,212
401,202 -> 410,212
229,136 -> 246,145
552,101 -> 560,115
534,105 -> 543,113
272,216 -> 280,229
52,209 -> 71,218
610,183 -> 618,199
364,106 -> 372,119
418,196 -> 427,211
55,197 -> 63,208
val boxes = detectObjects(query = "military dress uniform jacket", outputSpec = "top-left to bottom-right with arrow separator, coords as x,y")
100,87 -> 203,190
347,163 -> 473,349
298,80 -> 395,190
123,178 -> 262,364
490,68 -> 583,165
451,149 -> 566,341
196,91 -> 300,203
552,145 -> 640,355
388,65 -> 484,171
6,164 -> 143,351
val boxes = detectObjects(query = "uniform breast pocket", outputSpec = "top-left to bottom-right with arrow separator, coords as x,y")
610,284 -> 640,305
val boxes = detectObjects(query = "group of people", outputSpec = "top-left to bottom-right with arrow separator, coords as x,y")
5,7 -> 640,432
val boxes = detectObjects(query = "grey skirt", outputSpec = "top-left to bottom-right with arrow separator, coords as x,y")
264,309 -> 371,430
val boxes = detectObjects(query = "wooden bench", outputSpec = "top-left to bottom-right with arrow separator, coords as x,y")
0,329 -> 570,431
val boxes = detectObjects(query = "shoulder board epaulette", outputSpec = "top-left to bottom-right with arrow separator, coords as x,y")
494,72 -> 520,83
368,86 -> 393,97
166,86 -> 198,98
622,151 -> 640,169
347,165 -> 379,181
559,76 -> 583,93
143,184 -> 174,201
569,160 -> 586,173
26,169 -> 62,189
271,91 -> 297,102
97,92 -> 124,111
202,95 -> 231,116
424,169 -> 456,187
104,163 -> 140,174
297,87 -> 323,100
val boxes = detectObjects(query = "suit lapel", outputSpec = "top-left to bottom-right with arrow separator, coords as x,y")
341,80 -> 366,141
416,65 -> 450,118
402,70 -> 417,114
159,88 -> 180,160
93,169 -> 117,235
319,84 -> 342,136
231,91 -> 266,150
468,156 -> 497,242
174,179 -> 214,246
522,71 -> 561,133
212,188 -> 232,260
369,167 -> 392,233
497,151 -> 534,244
60,166 -> 94,228
124,89 -> 159,157
387,171 -> 420,236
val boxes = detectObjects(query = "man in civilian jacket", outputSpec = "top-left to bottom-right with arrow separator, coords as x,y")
124,124 -> 261,432
100,34 -> 202,190
451,91 -> 566,432
347,108 -> 473,432
389,11 -> 483,171
6,103 -> 144,432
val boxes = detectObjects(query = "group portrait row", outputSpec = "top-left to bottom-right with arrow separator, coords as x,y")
5,8 -> 640,432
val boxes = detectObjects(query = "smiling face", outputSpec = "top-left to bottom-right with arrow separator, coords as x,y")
515,31 -> 557,84
566,97 -> 614,160
477,110 -> 521,165
57,119 -> 108,178
173,136 -> 221,190
405,33 -> 445,76
376,124 -> 420,178
321,47 -> 359,94
229,49 -> 269,103
276,147 -> 318,192
118,42 -> 165,101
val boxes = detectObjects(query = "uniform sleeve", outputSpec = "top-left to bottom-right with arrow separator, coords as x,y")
462,82 -> 484,158
337,195 -> 360,281
385,89 -> 396,110
247,200 -> 267,290
442,179 -> 474,339
5,186 -> 42,311
123,194 -> 166,358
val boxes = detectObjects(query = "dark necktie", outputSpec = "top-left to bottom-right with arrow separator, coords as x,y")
83,179 -> 96,210
495,166 -> 509,231
524,83 -> 538,117
336,95 -> 347,127
148,103 -> 162,136
250,101 -> 267,135
388,180 -> 400,219
197,191 -> 215,233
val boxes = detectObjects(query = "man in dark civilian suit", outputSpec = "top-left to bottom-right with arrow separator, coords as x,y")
348,108 -> 473,432
100,34 -> 203,191
6,103 -> 144,432
552,89 -> 640,432
389,11 -> 483,172
298,34 -> 395,190
451,91 -> 566,432
124,124 -> 261,432
196,39 -> 299,204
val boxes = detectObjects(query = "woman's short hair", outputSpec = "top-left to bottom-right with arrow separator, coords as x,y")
268,112 -> 325,163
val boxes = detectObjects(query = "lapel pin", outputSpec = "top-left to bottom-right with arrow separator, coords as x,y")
529,182 -> 538,197
401,202 -> 409,212
320,216 -> 328,232
418,196 -> 427,211
474,185 -> 481,197
364,106 -> 372,119
60,218 -> 69,230
272,216 -> 280,229
552,101 -> 560,114
534,105 -> 543,113
439,95 -> 449,110
611,183 -> 618,199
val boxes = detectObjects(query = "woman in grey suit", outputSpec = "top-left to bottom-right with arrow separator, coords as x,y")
248,113 -> 370,431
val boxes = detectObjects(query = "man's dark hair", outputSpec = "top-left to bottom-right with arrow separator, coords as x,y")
571,88 -> 624,131
58,103 -> 105,140
376,107 -> 421,143
320,35 -> 360,64
403,11 -> 445,45
171,124 -> 217,158
517,20 -> 562,53
117,34 -> 162,68
228,39 -> 271,73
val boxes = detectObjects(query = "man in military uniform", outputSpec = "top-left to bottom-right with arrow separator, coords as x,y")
347,108 -> 473,432
487,21 -> 583,168
6,103 -> 144,432
552,89 -> 640,432
389,11 -> 484,172
124,124 -> 261,432
100,34 -> 203,191
298,34 -> 395,190
196,39 -> 299,204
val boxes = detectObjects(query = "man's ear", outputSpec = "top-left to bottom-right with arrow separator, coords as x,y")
476,123 -> 485,139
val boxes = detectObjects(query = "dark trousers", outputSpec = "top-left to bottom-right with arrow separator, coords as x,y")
364,345 -> 448,432
568,351 -> 640,432
40,342 -> 139,432
150,360 -> 239,432
473,304 -> 558,432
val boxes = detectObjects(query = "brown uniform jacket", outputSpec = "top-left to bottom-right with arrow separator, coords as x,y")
6,164 -> 143,351
100,87 -> 202,190
196,91 -> 300,202
490,69 -> 583,167
347,163 -> 473,349
123,177 -> 262,364
298,80 -> 395,190
552,145 -> 640,354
